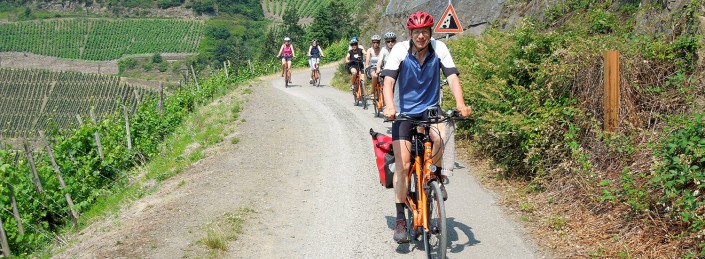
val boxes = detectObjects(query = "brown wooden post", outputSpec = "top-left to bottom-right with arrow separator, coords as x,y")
22,140 -> 43,193
190,65 -> 200,91
604,51 -> 620,132
89,109 -> 104,160
123,105 -> 132,151
7,184 -> 23,235
39,131 -> 79,230
0,214 -> 11,258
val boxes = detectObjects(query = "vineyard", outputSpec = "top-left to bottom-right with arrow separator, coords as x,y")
0,18 -> 204,61
0,69 -> 155,140
263,0 -> 359,18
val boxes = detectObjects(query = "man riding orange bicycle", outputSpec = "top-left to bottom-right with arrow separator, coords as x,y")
380,11 -> 472,244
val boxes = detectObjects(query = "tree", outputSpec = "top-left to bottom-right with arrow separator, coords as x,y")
306,0 -> 356,45
282,6 -> 304,42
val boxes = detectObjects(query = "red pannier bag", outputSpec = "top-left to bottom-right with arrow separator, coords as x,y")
370,128 -> 395,188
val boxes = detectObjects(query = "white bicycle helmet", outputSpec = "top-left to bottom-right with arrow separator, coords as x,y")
284,37 -> 291,41
371,35 -> 381,41
383,32 -> 397,41
350,39 -> 358,45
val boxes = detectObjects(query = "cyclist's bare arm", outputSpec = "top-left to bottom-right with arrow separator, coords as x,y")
319,46 -> 325,57
345,52 -> 351,63
382,76 -> 396,119
308,46 -> 312,57
365,49 -> 372,68
291,45 -> 295,58
446,74 -> 472,117
277,44 -> 284,57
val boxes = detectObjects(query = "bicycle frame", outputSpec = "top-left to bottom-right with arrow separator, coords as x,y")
406,125 -> 437,233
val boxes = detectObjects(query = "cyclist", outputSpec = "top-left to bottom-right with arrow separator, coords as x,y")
365,35 -> 382,98
380,11 -> 472,244
347,36 -> 366,52
276,37 -> 295,82
308,39 -> 325,84
375,32 -> 397,76
345,38 -> 365,92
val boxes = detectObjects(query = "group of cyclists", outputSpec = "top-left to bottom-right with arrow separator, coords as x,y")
276,37 -> 325,85
278,11 -> 473,245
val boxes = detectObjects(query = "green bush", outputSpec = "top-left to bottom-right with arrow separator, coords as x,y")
118,57 -> 138,73
152,53 -> 163,64
650,113 -> 705,232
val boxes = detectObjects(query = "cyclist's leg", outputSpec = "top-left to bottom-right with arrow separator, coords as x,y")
429,122 -> 447,168
371,70 -> 379,94
282,57 -> 289,76
350,66 -> 359,86
308,58 -> 315,82
392,120 -> 414,243
286,59 -> 292,79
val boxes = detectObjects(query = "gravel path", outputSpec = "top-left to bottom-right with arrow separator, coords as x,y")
54,63 -> 540,258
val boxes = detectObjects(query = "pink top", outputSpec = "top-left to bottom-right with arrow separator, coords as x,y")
282,44 -> 293,57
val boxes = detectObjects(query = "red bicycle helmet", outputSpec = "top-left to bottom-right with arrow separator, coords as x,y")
407,11 -> 434,29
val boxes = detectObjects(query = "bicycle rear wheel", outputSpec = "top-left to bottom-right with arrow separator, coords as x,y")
424,181 -> 447,259
284,68 -> 289,88
315,69 -> 321,87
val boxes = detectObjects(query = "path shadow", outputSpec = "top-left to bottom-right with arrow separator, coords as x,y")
384,216 -> 480,255
446,217 -> 480,254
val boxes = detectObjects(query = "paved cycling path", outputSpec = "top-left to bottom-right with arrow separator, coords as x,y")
54,63 -> 540,258
231,65 -> 540,258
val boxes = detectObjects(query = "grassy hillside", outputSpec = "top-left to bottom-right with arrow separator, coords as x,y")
0,18 -> 204,60
447,0 -> 703,256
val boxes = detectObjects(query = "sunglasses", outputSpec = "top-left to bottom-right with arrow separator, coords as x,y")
386,40 -> 395,43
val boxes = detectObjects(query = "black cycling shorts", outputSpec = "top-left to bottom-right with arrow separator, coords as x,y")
392,119 -> 420,141
391,107 -> 443,141
347,62 -> 363,74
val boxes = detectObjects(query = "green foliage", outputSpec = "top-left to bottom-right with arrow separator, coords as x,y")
0,56 -> 277,254
0,18 -> 204,60
191,0 -> 215,15
306,0 -> 357,47
157,0 -> 184,9
282,6 -> 304,42
118,57 -> 138,73
152,53 -> 163,63
650,113 -> 705,232
215,0 -> 263,20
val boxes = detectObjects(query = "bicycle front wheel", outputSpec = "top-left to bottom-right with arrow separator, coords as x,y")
424,181 -> 447,259
360,80 -> 368,109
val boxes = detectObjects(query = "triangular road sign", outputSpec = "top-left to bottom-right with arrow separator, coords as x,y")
434,4 -> 463,34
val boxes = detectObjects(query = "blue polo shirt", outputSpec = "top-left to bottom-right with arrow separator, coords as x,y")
380,39 -> 459,117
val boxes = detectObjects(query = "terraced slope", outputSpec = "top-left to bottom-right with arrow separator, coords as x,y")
0,18 -> 204,61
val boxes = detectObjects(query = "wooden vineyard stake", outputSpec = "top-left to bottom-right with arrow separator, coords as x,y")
123,106 -> 132,151
7,184 -> 23,235
190,65 -> 200,91
39,131 -> 79,230
89,109 -> 104,160
0,214 -> 11,258
22,140 -> 43,193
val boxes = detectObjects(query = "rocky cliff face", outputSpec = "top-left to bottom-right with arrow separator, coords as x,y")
375,0 -> 506,39
374,0 -> 701,42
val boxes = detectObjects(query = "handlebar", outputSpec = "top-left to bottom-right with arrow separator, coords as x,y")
384,109 -> 466,124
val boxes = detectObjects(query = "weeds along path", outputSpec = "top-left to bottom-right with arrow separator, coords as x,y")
55,63 -> 540,258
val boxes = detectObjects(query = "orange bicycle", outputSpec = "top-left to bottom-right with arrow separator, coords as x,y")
280,56 -> 292,88
391,109 -> 463,258
350,63 -> 367,109
371,70 -> 384,117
